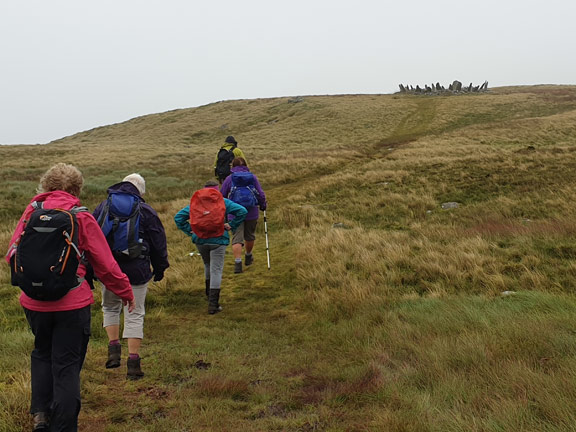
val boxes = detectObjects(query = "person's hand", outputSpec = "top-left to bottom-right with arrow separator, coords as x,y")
124,298 -> 136,313
259,204 -> 267,211
153,271 -> 164,282
224,223 -> 231,231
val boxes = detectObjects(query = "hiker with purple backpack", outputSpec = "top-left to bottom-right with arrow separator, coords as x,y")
220,157 -> 267,273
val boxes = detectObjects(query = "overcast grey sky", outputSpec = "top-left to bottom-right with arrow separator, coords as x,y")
1,0 -> 575,145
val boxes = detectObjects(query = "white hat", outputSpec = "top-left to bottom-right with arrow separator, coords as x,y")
123,173 -> 145,195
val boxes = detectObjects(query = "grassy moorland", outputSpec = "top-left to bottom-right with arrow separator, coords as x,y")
2,85 -> 576,431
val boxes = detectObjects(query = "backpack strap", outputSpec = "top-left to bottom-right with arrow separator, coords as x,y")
71,206 -> 89,214
69,206 -> 89,265
30,202 -> 87,214
96,199 -> 111,228
220,144 -> 237,155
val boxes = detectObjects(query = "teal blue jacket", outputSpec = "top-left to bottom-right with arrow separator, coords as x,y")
174,198 -> 247,245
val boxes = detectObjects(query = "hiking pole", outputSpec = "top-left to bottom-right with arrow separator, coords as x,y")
263,210 -> 271,270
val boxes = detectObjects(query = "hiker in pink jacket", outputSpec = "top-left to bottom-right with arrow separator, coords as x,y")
5,163 -> 135,432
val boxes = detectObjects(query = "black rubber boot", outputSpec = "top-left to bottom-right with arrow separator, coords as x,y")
205,279 -> 210,298
127,357 -> 144,380
32,412 -> 50,431
105,343 -> 121,369
208,289 -> 222,314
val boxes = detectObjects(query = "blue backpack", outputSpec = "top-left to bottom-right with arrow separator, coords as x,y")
97,192 -> 143,261
228,172 -> 259,208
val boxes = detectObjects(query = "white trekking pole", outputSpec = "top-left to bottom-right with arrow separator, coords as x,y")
263,210 -> 271,270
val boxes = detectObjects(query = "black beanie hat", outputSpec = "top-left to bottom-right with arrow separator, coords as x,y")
225,136 -> 237,144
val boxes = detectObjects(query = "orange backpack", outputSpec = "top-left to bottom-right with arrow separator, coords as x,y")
189,188 -> 226,238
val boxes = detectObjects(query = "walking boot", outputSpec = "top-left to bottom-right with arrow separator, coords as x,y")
127,356 -> 144,380
105,343 -> 121,369
32,412 -> 50,431
208,289 -> 222,314
244,253 -> 253,266
234,261 -> 243,273
205,279 -> 210,298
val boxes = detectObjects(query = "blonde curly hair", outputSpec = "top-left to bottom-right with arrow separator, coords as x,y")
38,163 -> 84,197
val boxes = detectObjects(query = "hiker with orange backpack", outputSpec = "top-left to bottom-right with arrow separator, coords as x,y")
174,180 -> 247,314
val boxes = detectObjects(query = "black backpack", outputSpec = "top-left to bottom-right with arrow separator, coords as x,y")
96,192 -> 144,261
215,146 -> 236,181
10,201 -> 87,301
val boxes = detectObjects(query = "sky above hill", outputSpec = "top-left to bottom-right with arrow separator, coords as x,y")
1,0 -> 575,145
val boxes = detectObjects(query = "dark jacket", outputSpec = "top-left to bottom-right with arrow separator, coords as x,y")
93,182 -> 169,285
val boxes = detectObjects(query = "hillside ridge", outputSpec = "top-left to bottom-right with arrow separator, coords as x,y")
2,84 -> 576,431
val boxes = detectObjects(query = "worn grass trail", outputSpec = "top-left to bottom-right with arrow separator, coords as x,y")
81,222 -> 318,431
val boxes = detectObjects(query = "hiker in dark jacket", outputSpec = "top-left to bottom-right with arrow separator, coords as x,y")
220,158 -> 267,273
174,180 -> 247,314
93,173 -> 169,380
214,135 -> 248,184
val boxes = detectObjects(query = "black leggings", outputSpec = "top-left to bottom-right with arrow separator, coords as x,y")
24,305 -> 91,432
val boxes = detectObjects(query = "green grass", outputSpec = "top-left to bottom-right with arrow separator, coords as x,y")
2,85 -> 576,431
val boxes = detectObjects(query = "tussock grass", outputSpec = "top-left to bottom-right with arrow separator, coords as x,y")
2,85 -> 576,430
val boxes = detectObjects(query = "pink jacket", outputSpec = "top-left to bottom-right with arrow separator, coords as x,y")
6,190 -> 134,312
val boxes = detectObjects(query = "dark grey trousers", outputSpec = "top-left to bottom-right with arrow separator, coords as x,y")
24,305 -> 91,432
196,244 -> 227,290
